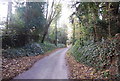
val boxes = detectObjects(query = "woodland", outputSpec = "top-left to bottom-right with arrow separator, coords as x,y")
1,1 -> 120,80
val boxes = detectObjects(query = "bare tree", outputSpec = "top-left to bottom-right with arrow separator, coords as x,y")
41,0 -> 61,43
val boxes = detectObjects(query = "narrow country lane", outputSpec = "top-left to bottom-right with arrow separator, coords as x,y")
14,47 -> 70,79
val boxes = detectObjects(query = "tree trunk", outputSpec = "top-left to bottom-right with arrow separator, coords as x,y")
72,21 -> 76,45
6,2 -> 12,34
93,15 -> 98,42
93,26 -> 97,42
41,23 -> 51,43
108,17 -> 111,38
25,2 -> 31,43
41,30 -> 48,43
108,3 -> 111,38
55,20 -> 57,46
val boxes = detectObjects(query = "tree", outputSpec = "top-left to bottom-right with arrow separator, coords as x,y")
57,25 -> 68,45
70,2 -> 120,44
25,2 -> 46,42
6,2 -> 12,34
2,2 -> 47,48
54,4 -> 61,46
41,0 -> 61,43
70,15 -> 76,45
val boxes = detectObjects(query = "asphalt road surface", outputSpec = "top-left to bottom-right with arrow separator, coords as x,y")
14,47 -> 69,79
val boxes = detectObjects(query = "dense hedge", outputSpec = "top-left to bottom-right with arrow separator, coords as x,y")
69,39 -> 120,71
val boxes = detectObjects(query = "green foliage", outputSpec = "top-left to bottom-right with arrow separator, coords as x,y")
57,27 -> 68,45
2,2 -> 47,49
48,24 -> 68,45
57,44 -> 66,48
71,2 -> 120,42
39,42 -> 65,52
25,2 -> 46,35
5,6 -> 26,35
69,39 -> 120,70
2,42 -> 63,58
69,3 -> 120,74
39,42 -> 57,52
2,43 -> 44,58
102,71 -> 110,78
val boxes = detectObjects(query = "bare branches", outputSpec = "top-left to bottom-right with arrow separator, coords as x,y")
45,0 -> 49,19
41,0 -> 61,43
46,0 -> 61,22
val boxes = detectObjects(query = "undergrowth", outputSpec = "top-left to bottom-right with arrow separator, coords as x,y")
68,39 -> 120,71
2,42 -> 65,58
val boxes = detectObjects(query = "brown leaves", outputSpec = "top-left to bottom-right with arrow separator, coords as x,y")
2,56 -> 38,79
66,54 -> 102,79
2,48 -> 61,80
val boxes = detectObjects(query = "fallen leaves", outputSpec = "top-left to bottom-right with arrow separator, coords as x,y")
2,48 -> 62,80
66,54 -> 102,79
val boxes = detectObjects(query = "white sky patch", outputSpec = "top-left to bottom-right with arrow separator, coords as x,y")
58,0 -> 74,39
0,3 -> 8,21
59,0 -> 74,26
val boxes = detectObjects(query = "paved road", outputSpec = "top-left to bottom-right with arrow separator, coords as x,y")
14,47 -> 69,79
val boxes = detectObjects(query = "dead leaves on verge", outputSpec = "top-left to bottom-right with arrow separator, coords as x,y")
66,54 -> 103,79
2,48 -> 61,80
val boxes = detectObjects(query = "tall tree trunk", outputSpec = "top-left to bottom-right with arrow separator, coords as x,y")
93,15 -> 98,42
55,20 -> 57,46
41,22 -> 51,43
6,2 -> 12,34
108,16 -> 111,38
108,3 -> 111,38
41,0 -> 61,43
93,26 -> 97,42
41,30 -> 48,43
72,20 -> 76,45
25,2 -> 31,43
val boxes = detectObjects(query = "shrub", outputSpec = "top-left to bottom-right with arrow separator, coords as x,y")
57,44 -> 66,48
39,42 -> 57,52
2,43 -> 44,58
